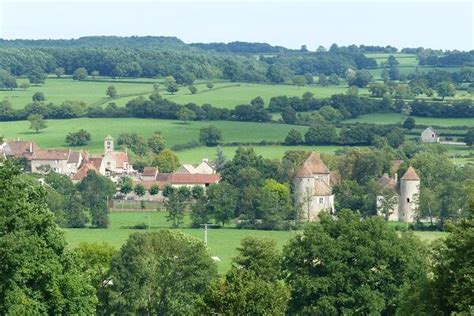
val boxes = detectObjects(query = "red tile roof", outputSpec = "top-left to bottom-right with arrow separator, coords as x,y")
401,167 -> 420,181
72,163 -> 97,181
295,152 -> 330,177
169,173 -> 220,185
143,167 -> 158,177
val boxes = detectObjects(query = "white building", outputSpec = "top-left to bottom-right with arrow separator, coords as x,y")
294,152 -> 335,221
377,166 -> 421,223
420,127 -> 439,143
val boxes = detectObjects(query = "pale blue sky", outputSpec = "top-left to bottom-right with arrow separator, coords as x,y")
0,1 -> 472,50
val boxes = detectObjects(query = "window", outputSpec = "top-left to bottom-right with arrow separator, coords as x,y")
319,197 -> 324,204
407,198 -> 410,202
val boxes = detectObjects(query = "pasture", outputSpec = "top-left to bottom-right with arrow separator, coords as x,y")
64,211 -> 448,273
0,78 -> 156,109
1,77 -> 359,110
0,118 -> 309,154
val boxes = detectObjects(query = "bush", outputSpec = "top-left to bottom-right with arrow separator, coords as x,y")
65,129 -> 91,146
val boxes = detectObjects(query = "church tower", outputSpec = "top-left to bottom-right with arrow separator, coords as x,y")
398,166 -> 420,222
104,135 -> 114,153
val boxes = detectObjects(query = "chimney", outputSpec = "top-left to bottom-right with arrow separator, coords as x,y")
29,142 -> 33,153
203,158 -> 208,163
394,172 -> 398,182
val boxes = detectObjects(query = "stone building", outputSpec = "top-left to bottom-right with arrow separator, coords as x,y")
420,127 -> 439,143
376,166 -> 421,223
31,149 -> 84,175
294,152 -> 335,221
175,159 -> 216,174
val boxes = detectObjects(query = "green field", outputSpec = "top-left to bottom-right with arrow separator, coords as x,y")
64,211 -> 448,273
365,53 -> 419,67
176,145 -> 349,163
0,118 -> 308,155
344,113 -> 474,127
0,78 -> 156,109
0,77 -> 360,110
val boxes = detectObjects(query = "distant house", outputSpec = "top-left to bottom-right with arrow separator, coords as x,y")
71,162 -> 98,183
133,173 -> 220,191
420,127 -> 439,143
175,159 -> 216,174
31,149 -> 84,175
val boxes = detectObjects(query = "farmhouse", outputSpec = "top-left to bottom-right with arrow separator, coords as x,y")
376,166 -> 420,223
31,149 -> 84,175
420,127 -> 439,143
293,152 -> 335,221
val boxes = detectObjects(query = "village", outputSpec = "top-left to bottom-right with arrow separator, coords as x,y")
1,128 -> 453,223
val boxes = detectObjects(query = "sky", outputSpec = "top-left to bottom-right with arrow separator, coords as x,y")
0,0 -> 472,51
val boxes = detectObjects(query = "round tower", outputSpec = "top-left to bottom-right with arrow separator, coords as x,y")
294,165 -> 315,221
104,135 -> 114,153
399,166 -> 420,223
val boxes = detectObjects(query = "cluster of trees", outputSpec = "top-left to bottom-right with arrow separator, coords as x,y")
39,169 -> 115,228
419,51 -> 474,67
2,159 -> 472,314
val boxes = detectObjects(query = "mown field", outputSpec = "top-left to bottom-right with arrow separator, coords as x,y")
64,211 -> 448,273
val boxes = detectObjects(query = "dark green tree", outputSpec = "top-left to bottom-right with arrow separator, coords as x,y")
0,161 -> 97,314
284,128 -> 303,145
199,125 -> 223,146
282,211 -> 429,315
106,85 -> 117,98
28,114 -> 47,133
147,131 -> 166,154
28,69 -> 46,85
403,117 -> 416,130
108,231 -> 217,314
118,176 -> 133,194
77,171 -> 115,228
32,91 -> 45,101
304,124 -> 339,145
65,129 -> 91,146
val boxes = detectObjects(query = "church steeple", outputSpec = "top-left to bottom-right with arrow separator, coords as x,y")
104,135 -> 114,153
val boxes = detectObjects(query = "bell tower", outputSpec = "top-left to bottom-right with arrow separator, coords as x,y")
104,135 -> 114,153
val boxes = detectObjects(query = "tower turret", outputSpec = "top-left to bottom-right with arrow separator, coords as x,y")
399,166 -> 420,222
104,135 -> 114,153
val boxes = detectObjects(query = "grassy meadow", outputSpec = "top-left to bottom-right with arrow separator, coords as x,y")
0,117 -> 308,153
64,211 -> 448,273
1,77 -> 358,110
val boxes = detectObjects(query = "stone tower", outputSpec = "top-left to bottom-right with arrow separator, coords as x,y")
104,135 -> 114,153
398,166 -> 420,222
294,152 -> 335,221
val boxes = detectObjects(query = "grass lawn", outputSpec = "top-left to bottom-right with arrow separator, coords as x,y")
0,118 -> 309,154
344,113 -> 474,127
0,78 -> 155,109
64,211 -> 448,273
176,145 -> 350,163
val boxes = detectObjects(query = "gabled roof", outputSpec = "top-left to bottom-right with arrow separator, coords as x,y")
423,127 -> 438,134
104,134 -> 114,141
104,151 -> 129,169
88,157 -> 103,170
401,167 -> 420,181
32,149 -> 70,160
295,152 -> 330,177
142,167 -> 158,177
